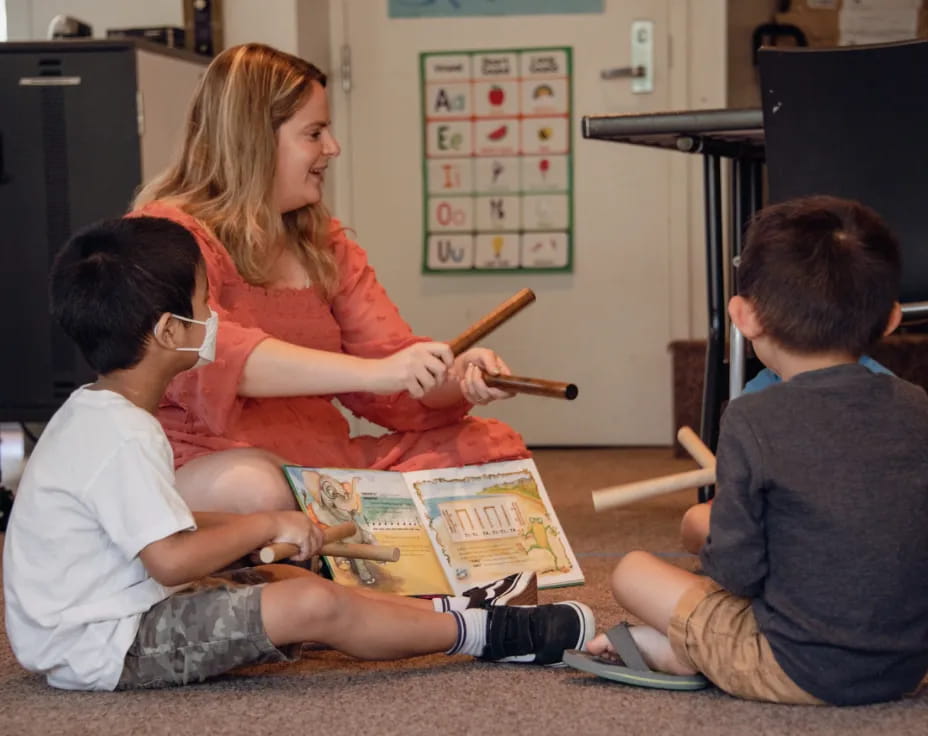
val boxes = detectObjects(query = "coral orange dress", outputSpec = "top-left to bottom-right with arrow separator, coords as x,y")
135,202 -> 529,471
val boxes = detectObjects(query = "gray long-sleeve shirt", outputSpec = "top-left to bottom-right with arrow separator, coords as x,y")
701,363 -> 928,705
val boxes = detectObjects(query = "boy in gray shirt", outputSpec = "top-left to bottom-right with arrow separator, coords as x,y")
582,195 -> 928,705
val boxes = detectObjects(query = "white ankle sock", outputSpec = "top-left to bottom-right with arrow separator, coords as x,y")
446,609 -> 488,657
431,596 -> 468,613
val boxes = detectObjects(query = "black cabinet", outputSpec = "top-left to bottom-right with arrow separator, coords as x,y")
0,40 -> 206,421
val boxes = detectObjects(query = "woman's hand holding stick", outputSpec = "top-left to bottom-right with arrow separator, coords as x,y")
447,288 -> 578,400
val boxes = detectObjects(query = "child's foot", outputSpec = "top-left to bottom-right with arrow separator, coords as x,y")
462,571 -> 538,608
586,631 -> 624,663
587,625 -> 697,676
481,601 -> 595,666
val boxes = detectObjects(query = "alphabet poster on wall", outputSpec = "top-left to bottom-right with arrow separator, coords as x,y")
421,47 -> 573,273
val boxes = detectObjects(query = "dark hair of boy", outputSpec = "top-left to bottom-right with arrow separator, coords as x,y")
49,216 -> 203,374
738,195 -> 901,357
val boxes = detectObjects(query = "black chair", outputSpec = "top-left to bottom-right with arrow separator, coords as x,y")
758,40 -> 928,316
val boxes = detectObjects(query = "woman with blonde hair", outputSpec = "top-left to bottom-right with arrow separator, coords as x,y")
133,43 -> 528,513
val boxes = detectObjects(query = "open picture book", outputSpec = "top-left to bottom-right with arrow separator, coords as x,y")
282,458 -> 583,596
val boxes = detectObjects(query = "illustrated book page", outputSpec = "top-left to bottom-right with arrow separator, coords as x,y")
282,458 -> 583,596
282,465 -> 452,596
404,458 -> 583,594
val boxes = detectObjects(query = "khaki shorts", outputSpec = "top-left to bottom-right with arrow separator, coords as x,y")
667,578 -> 824,705
116,568 -> 300,690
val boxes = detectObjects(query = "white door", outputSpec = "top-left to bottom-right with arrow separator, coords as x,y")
330,0 -> 696,445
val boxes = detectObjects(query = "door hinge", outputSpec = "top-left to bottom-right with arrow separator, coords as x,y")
340,44 -> 352,94
136,90 -> 145,138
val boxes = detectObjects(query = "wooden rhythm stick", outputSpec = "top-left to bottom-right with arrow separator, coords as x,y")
317,521 -> 359,542
592,467 -> 716,511
257,521 -> 355,564
484,373 -> 579,400
676,426 -> 716,469
256,521 -> 401,564
445,288 -> 578,400
592,426 -> 716,511
313,542 -> 400,562
447,288 -> 536,356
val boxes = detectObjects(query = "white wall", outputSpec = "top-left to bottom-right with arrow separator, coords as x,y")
673,0 -> 728,339
2,0 -> 728,444
3,0 -> 301,52
224,0 -> 299,53
3,0 -> 726,343
4,0 -> 182,40
323,0 -> 726,350
296,0 -> 331,72
322,1 -> 727,444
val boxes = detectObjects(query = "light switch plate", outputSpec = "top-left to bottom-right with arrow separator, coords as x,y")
631,20 -> 654,94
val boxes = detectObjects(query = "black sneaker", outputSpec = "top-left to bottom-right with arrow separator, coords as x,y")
462,571 -> 538,608
481,601 -> 595,666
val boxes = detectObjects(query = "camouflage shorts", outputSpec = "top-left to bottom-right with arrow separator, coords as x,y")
116,568 -> 300,690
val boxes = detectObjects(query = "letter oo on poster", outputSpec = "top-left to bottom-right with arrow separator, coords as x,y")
436,200 -> 467,227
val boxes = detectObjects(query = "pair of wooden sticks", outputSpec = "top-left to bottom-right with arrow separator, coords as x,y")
446,287 -> 578,401
592,426 -> 716,510
256,521 -> 401,565
256,289 -> 577,564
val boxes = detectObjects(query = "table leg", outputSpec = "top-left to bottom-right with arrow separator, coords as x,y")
699,154 -> 725,502
728,157 -> 766,403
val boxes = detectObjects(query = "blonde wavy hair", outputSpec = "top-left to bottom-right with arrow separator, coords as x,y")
134,43 -> 339,299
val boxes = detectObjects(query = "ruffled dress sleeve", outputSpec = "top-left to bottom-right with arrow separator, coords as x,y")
130,203 -> 270,437
330,224 -> 471,432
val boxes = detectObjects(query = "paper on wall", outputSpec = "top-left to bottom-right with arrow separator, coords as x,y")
839,4 -> 920,46
842,0 -> 920,8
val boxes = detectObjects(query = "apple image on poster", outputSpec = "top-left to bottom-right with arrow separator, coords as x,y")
488,85 -> 505,106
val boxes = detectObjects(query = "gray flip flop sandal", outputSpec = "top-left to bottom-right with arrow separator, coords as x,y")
563,622 -> 710,691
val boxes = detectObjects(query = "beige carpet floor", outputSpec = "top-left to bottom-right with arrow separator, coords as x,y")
0,447 -> 925,735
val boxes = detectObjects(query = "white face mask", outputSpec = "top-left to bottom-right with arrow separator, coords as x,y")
169,309 -> 218,368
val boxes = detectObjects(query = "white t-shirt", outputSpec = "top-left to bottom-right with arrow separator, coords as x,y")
3,387 -> 195,690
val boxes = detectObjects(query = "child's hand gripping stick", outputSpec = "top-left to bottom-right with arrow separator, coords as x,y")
256,521 -> 401,564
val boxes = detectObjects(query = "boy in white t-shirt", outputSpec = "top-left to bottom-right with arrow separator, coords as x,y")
2,216 -> 593,691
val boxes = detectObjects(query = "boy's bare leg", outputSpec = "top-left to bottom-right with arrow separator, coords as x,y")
267,572 -> 488,612
586,550 -> 702,675
680,502 -> 711,555
254,568 -> 507,613
249,565 -> 444,612
176,448 -> 297,513
345,586 -> 435,611
262,576 -> 458,658
613,551 -> 702,631
253,564 -> 317,582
